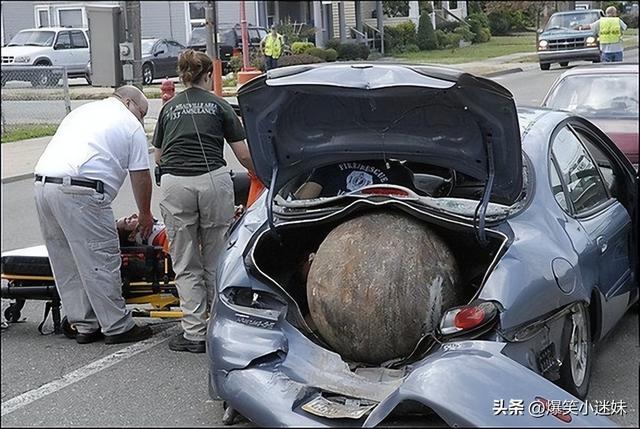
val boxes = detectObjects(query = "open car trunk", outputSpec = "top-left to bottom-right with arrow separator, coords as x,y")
250,203 -> 508,366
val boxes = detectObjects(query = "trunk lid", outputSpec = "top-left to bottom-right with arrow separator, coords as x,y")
237,63 -> 523,205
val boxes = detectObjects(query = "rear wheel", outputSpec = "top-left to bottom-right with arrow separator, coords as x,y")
558,303 -> 592,399
559,61 -> 569,67
540,63 -> 551,71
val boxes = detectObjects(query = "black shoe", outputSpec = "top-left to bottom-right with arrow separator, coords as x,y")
104,324 -> 153,344
169,334 -> 206,353
76,329 -> 104,344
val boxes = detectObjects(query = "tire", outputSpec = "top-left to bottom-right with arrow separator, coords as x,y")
540,63 -> 551,71
4,305 -> 21,323
558,303 -> 592,400
559,62 -> 569,67
142,63 -> 154,85
30,61 -> 58,87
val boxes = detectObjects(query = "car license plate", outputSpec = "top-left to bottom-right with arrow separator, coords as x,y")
301,395 -> 377,419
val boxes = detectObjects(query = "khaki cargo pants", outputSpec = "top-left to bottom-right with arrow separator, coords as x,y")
34,180 -> 135,335
159,169 -> 234,342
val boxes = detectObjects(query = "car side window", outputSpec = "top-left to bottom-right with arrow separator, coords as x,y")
168,41 -> 183,56
549,159 -> 569,211
155,41 -> 168,55
551,126 -> 609,215
55,32 -> 71,49
573,127 -> 619,199
70,31 -> 88,49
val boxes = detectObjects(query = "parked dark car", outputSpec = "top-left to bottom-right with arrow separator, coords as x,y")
206,63 -> 637,427
537,9 -> 604,70
140,38 -> 185,84
187,24 -> 268,72
542,63 -> 639,166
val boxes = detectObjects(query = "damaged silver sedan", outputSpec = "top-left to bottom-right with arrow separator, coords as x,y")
206,63 -> 638,427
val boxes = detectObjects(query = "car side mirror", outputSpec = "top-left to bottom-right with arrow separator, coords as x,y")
154,50 -> 165,56
537,28 -> 543,34
54,43 -> 67,50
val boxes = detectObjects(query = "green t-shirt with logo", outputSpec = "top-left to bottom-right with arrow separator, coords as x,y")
152,87 -> 246,176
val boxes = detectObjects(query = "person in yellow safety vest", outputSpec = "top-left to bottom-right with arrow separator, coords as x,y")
260,24 -> 284,71
591,6 -> 628,62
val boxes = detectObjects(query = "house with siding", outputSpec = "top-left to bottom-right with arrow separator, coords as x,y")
1,1 -> 467,48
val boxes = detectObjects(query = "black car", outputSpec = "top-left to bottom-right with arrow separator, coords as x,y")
187,24 -> 268,72
140,38 -> 185,84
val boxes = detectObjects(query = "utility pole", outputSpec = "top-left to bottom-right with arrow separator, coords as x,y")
124,1 -> 142,89
376,0 -> 384,55
205,0 -> 222,95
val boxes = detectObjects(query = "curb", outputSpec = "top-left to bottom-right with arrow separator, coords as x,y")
1,146 -> 156,185
483,67 -> 524,78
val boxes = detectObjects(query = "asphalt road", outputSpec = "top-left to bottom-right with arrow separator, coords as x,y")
2,53 -> 638,427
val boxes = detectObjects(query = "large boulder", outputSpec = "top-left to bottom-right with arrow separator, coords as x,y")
307,211 -> 460,364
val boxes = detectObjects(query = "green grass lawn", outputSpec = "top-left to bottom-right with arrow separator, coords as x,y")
395,33 -> 537,64
1,124 -> 59,143
394,28 -> 638,64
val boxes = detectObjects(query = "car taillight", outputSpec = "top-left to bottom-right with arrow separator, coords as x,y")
439,301 -> 498,336
360,187 -> 409,197
232,47 -> 242,57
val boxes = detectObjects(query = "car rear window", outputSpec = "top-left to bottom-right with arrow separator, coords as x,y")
546,74 -> 639,119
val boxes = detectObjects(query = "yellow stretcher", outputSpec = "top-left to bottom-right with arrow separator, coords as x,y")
1,244 -> 182,335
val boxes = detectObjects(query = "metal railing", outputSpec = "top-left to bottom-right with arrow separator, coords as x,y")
1,66 -> 71,138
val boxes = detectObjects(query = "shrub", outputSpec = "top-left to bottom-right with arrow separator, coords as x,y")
466,12 -> 491,43
404,43 -> 420,53
250,51 -> 265,72
417,12 -> 438,50
324,48 -> 338,62
326,38 -> 341,51
434,29 -> 448,48
476,27 -> 491,43
291,41 -> 315,55
384,21 -> 417,52
454,25 -> 475,43
278,54 -> 324,67
308,47 -> 327,60
335,42 -> 369,60
228,55 -> 243,73
487,10 -> 511,35
446,32 -> 463,49
437,20 -> 462,33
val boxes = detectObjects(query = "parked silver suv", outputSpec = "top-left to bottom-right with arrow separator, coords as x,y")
1,27 -> 90,86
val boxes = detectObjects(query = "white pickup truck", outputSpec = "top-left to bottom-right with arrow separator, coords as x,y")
1,27 -> 90,86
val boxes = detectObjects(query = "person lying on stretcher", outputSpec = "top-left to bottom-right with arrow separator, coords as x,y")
115,207 -> 245,252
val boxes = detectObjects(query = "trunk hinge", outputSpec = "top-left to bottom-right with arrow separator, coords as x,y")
266,164 -> 279,236
475,135 -> 495,246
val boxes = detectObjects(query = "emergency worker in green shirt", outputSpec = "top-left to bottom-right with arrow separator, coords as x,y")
591,6 -> 628,62
152,49 -> 254,353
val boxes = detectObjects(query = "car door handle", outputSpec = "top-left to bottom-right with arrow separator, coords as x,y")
596,236 -> 608,254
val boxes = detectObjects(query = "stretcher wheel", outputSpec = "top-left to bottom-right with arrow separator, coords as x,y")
4,305 -> 21,323
61,317 -> 78,339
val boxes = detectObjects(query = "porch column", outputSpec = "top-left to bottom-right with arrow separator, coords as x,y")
338,1 -> 346,42
257,0 -> 268,27
313,1 -> 325,47
409,1 -> 419,26
355,0 -> 363,41
430,1 -> 436,29
274,0 -> 280,24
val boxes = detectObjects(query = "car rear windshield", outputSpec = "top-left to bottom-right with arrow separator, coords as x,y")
7,30 -> 55,47
546,74 -> 639,119
545,12 -> 600,30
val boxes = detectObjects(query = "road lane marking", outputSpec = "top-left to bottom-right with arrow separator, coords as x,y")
1,324 -> 181,417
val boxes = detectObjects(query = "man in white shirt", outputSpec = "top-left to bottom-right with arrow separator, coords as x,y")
34,85 -> 155,344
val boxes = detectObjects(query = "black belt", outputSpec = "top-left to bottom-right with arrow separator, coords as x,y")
35,175 -> 104,194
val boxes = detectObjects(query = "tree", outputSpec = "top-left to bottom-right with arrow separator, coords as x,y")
417,11 -> 438,50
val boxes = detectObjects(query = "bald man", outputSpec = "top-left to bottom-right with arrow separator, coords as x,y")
34,85 -> 154,344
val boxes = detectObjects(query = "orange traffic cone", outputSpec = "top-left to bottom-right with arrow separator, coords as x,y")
246,171 -> 265,207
